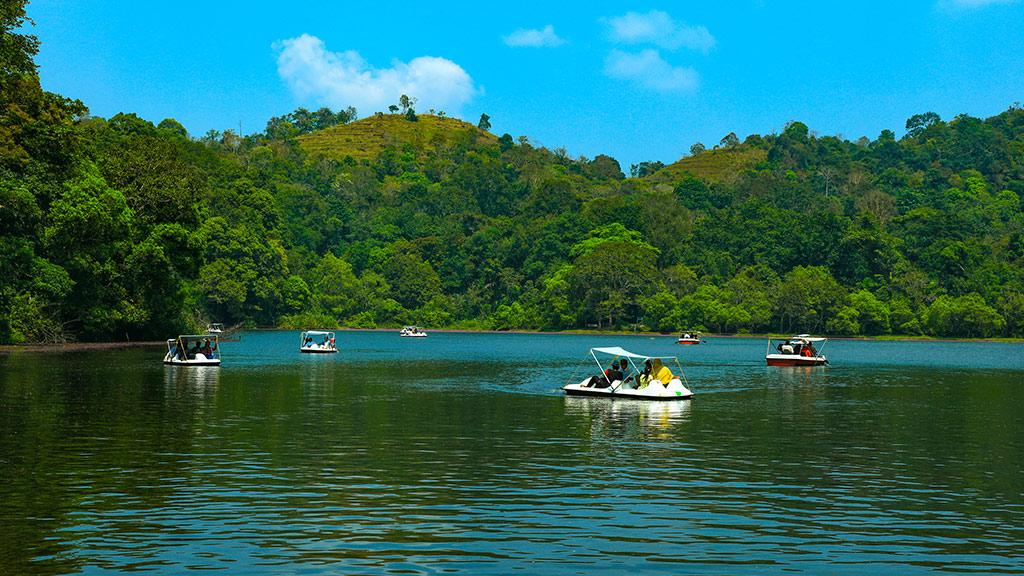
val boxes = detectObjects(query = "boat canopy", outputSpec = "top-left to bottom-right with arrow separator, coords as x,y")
591,346 -> 676,360
303,330 -> 333,337
791,334 -> 827,342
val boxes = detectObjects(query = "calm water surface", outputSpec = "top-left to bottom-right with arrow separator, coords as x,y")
1,332 -> 1023,574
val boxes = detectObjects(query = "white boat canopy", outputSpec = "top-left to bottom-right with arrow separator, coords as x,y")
304,330 -> 333,337
791,334 -> 827,342
591,346 -> 677,360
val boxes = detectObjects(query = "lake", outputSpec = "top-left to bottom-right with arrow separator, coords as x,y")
1,331 -> 1022,574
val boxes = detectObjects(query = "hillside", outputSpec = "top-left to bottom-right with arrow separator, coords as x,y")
648,145 -> 766,184
298,113 -> 497,162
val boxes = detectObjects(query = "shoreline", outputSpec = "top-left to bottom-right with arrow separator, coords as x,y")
4,330 -> 1019,354
0,341 -> 166,354
332,327 -> 1024,343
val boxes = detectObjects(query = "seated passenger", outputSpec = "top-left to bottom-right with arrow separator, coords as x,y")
605,361 -> 624,383
650,358 -> 674,385
617,358 -> 636,387
638,359 -> 653,387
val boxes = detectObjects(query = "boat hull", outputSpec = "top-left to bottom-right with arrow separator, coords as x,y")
300,348 -> 338,354
766,354 -> 827,366
164,358 -> 221,366
676,339 -> 700,345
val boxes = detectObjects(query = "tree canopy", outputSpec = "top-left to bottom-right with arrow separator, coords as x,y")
2,0 -> 1023,342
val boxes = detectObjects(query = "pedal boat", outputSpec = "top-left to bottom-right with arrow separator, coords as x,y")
300,330 -> 338,353
563,346 -> 693,400
164,335 -> 221,366
400,326 -> 428,337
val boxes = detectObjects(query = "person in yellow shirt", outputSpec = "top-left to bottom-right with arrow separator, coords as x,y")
649,358 -> 674,387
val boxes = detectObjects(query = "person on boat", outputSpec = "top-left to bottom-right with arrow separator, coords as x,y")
635,359 -> 652,387
780,342 -> 794,355
200,339 -> 212,357
649,358 -> 674,386
304,336 -> 313,348
187,341 -> 201,359
606,361 -> 624,383
329,336 -> 336,349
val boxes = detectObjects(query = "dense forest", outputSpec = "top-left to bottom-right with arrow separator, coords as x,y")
2,3 -> 1023,343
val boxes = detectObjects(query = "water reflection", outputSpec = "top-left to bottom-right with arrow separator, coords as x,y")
564,396 -> 691,426
564,397 -> 692,444
163,364 -> 220,391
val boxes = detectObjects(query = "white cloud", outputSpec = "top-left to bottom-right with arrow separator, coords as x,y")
274,34 -> 478,115
605,10 -> 715,52
604,49 -> 699,93
504,25 -> 566,47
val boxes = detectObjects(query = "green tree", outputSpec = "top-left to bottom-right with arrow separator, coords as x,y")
570,240 -> 659,327
924,293 -> 1004,337
383,250 -> 442,310
775,266 -> 846,333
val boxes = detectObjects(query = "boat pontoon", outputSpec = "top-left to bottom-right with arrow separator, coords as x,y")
563,346 -> 693,400
164,335 -> 221,366
300,330 -> 338,353
766,334 -> 828,366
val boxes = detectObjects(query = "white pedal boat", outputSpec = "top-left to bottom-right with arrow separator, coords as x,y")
563,346 -> 693,400
400,326 -> 427,337
164,335 -> 221,366
301,330 -> 338,353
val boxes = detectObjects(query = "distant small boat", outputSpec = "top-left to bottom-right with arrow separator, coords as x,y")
301,330 -> 338,353
676,331 -> 702,345
563,346 -> 693,400
206,323 -> 225,334
766,334 -> 828,366
164,335 -> 221,366
400,326 -> 427,338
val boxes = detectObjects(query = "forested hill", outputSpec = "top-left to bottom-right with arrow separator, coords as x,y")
2,5 -> 1023,343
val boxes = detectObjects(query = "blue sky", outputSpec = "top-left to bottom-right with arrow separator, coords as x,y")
29,0 -> 1024,169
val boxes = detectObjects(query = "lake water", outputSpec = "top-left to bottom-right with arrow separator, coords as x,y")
1,331 -> 1023,574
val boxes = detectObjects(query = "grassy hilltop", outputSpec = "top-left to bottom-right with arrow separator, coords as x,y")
648,146 -> 768,184
298,113 -> 496,162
